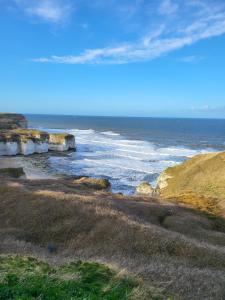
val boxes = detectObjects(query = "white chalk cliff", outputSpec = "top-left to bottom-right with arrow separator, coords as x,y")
0,114 -> 76,156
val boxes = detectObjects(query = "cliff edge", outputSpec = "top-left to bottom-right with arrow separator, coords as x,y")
157,151 -> 225,216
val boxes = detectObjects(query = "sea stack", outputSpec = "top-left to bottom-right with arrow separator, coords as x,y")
49,133 -> 76,151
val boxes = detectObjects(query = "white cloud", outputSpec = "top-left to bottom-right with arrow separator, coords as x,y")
14,0 -> 73,23
158,0 -> 178,16
32,0 -> 225,64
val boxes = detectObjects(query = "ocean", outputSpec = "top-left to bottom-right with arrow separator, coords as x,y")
26,114 -> 225,194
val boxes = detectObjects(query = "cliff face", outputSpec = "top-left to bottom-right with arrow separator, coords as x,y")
0,129 -> 50,155
0,114 -> 76,156
157,151 -> 225,216
49,133 -> 75,151
0,113 -> 27,129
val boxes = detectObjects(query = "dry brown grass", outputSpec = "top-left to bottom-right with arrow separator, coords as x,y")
0,177 -> 225,299
159,151 -> 225,219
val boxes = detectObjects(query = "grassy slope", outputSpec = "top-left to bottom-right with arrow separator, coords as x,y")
0,256 -> 142,300
0,177 -> 225,299
159,151 -> 225,216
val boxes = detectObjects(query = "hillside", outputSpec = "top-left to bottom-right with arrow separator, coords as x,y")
0,176 -> 225,299
157,151 -> 225,217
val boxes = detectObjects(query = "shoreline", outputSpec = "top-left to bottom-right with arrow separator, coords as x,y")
0,155 -> 57,180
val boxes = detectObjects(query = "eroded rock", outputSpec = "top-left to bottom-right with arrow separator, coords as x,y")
49,133 -> 75,151
72,177 -> 111,190
0,126 -> 76,156
0,129 -> 49,156
136,182 -> 155,196
156,172 -> 172,190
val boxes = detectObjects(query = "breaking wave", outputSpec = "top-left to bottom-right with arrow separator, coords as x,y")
46,128 -> 212,194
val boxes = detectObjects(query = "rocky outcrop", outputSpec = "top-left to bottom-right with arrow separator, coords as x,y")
136,182 -> 155,196
156,172 -> 172,190
0,130 -> 76,156
0,114 -> 76,156
156,151 -> 225,216
0,129 -> 49,156
0,113 -> 27,129
49,133 -> 75,151
72,177 -> 111,190
0,167 -> 25,178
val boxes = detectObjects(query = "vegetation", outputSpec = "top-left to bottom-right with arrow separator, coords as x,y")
1,113 -> 225,298
158,151 -> 225,217
0,177 -> 225,299
0,256 -> 140,300
0,129 -> 49,143
49,133 -> 74,144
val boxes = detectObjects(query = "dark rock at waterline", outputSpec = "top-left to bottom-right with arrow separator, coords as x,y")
0,167 -> 25,178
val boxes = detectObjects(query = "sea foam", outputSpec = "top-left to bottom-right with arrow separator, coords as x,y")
46,128 -> 211,194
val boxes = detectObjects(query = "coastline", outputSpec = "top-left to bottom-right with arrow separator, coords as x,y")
0,155 -> 57,180
1,114 -> 225,299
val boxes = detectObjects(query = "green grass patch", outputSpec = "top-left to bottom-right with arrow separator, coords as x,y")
0,256 -> 139,300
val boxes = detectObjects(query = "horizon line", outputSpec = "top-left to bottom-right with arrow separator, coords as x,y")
19,112 -> 225,120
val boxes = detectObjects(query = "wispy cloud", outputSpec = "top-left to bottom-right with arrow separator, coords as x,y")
178,55 -> 205,63
158,0 -> 178,16
13,0 -> 73,23
31,0 -> 225,64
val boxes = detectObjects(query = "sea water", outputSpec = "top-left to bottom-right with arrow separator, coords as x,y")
27,115 -> 225,194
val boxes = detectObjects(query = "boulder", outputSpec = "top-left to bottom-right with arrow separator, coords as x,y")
49,133 -> 75,151
0,167 -> 25,178
72,177 -> 111,190
136,182 -> 155,196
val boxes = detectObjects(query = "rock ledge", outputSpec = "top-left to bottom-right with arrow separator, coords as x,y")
0,114 -> 76,156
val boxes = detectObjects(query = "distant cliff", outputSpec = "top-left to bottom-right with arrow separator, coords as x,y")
0,113 -> 27,129
0,113 -> 75,155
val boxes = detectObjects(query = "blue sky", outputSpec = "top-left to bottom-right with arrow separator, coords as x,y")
0,0 -> 225,118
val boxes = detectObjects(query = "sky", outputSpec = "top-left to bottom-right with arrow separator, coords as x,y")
0,0 -> 225,118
